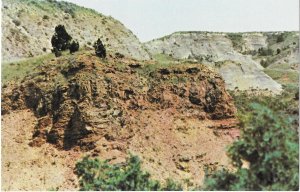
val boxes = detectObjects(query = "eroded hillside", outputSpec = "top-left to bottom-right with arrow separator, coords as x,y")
2,52 -> 239,190
2,1 -> 298,190
144,31 -> 299,93
2,0 -> 150,61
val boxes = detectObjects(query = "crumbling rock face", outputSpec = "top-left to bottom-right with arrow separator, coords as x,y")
2,54 -> 236,151
147,66 -> 235,119
143,31 -> 298,94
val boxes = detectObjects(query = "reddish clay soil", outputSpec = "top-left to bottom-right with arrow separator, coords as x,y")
1,110 -> 81,190
2,54 -> 239,190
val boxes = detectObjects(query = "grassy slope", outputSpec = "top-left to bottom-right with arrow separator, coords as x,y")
2,53 -> 54,84
2,50 -> 87,84
264,67 -> 299,88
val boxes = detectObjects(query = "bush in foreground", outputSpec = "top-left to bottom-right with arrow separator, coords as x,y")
75,155 -> 182,191
203,103 -> 299,190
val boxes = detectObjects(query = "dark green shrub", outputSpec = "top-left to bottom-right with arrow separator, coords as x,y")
276,48 -> 281,55
260,59 -> 267,68
93,38 -> 106,58
204,103 -> 299,190
64,8 -> 76,18
75,155 -> 182,191
227,33 -> 244,51
260,59 -> 271,68
43,15 -> 49,20
51,25 -> 72,56
232,90 -> 299,132
69,40 -> 79,54
258,47 -> 274,56
230,91 -> 294,115
242,50 -> 257,56
115,52 -> 125,59
276,33 -> 284,43
295,91 -> 299,100
161,179 -> 183,191
12,19 -> 21,26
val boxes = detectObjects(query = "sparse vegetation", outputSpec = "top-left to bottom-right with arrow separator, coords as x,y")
2,54 -> 54,84
258,47 -> 274,56
276,48 -> 281,55
276,33 -> 285,43
93,38 -> 106,58
264,68 -> 299,86
242,50 -> 257,56
135,54 -> 178,76
64,8 -> 76,18
43,15 -> 49,20
12,19 -> 21,26
115,52 -> 125,59
2,0 -> 299,190
260,59 -> 271,68
75,155 -> 182,191
227,33 -> 244,51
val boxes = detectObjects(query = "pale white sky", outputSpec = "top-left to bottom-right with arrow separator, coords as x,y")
62,0 -> 299,42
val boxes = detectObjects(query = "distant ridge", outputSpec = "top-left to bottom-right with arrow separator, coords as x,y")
2,0 -> 151,61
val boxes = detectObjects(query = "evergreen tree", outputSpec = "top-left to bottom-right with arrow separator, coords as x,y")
51,25 -> 72,56
69,40 -> 79,54
93,38 -> 106,58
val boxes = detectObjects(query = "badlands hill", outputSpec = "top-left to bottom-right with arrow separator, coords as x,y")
144,31 -> 299,93
2,0 -> 150,61
2,51 -> 239,190
1,0 -> 298,190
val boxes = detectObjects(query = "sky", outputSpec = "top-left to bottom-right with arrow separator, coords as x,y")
62,0 -> 299,42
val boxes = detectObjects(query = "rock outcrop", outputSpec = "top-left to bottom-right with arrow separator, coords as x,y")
144,31 -> 299,93
2,0 -> 150,61
2,53 -> 236,150
2,51 -> 240,188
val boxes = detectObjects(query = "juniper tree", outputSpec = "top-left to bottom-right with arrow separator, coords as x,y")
69,40 -> 79,54
51,25 -> 72,56
93,38 -> 106,58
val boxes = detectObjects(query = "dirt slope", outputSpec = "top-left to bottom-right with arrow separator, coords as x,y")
1,110 -> 81,190
2,52 -> 239,189
2,0 -> 150,61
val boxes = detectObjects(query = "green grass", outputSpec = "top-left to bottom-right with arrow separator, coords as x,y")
264,68 -> 299,86
1,48 -> 93,85
2,53 -> 55,84
267,63 -> 293,70
152,54 -> 177,66
135,54 -> 179,76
